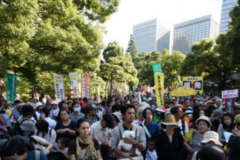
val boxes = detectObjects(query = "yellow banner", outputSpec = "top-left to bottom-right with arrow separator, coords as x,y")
154,73 -> 164,106
182,76 -> 203,94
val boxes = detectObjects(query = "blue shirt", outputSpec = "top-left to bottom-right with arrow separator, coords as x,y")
144,121 -> 161,138
27,150 -> 48,160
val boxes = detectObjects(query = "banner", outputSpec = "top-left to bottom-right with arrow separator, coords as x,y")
154,73 -> 164,106
182,76 -> 203,94
6,73 -> 17,104
152,63 -> 162,73
69,72 -> 79,97
222,89 -> 239,99
81,73 -> 91,99
54,74 -> 65,101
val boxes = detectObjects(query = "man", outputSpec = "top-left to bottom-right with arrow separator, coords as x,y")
91,114 -> 114,159
49,101 -> 59,120
40,107 -> 56,128
111,104 -> 146,159
85,104 -> 99,125
170,106 -> 189,136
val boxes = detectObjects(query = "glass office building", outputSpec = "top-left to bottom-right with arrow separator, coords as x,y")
220,0 -> 238,32
172,15 -> 219,54
133,19 -> 170,53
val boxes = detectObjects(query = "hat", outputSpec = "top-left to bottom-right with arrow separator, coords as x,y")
103,114 -> 114,129
20,119 -> 36,135
196,115 -> 212,127
201,131 -> 222,146
112,112 -> 122,122
52,101 -> 58,105
161,114 -> 178,126
234,114 -> 240,123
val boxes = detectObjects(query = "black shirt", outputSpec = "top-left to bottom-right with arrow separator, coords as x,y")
55,120 -> 76,140
155,130 -> 184,160
228,135 -> 240,160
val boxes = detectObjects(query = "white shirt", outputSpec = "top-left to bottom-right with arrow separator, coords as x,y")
90,121 -> 112,145
37,128 -> 57,146
45,117 -> 57,128
178,119 -> 189,136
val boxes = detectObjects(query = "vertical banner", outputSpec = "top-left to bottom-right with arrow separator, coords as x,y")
54,74 -> 65,101
81,73 -> 86,98
85,73 -> 91,99
81,73 -> 91,99
6,73 -> 17,104
69,72 -> 79,97
152,63 -> 164,106
154,73 -> 164,106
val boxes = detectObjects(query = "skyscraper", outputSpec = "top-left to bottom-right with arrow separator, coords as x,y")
172,15 -> 219,54
220,0 -> 238,32
133,19 -> 170,53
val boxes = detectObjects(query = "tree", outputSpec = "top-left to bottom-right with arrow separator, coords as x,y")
103,41 -> 124,61
126,34 -> 138,60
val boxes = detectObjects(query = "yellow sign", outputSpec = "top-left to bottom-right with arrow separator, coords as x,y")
182,76 -> 203,94
154,73 -> 164,106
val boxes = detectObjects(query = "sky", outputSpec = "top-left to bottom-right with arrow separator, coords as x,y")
103,0 -> 222,50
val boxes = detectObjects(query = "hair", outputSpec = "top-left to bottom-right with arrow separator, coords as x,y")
143,107 -> 153,119
196,144 -> 225,160
112,104 -> 121,113
21,104 -> 34,116
77,118 -> 89,129
47,152 -> 68,160
36,120 -> 49,133
221,112 -> 234,132
1,138 -> 28,157
42,107 -> 50,117
121,104 -> 136,116
57,137 -> 71,148
83,97 -> 88,103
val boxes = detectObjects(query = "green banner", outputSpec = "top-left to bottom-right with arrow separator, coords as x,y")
6,73 -> 17,104
152,63 -> 162,73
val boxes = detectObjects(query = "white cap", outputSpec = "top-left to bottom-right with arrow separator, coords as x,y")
196,115 -> 212,127
201,131 -> 222,146
52,101 -> 58,105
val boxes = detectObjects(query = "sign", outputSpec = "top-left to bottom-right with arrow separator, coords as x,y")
6,73 -> 17,104
69,72 -> 79,97
154,73 -> 164,106
182,76 -> 203,94
54,74 -> 65,101
221,89 -> 239,99
81,73 -> 91,99
152,63 -> 162,73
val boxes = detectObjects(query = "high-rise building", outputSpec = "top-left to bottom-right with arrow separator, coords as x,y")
220,0 -> 238,32
133,19 -> 170,53
172,15 -> 219,54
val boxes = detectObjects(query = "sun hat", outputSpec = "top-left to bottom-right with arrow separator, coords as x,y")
201,131 -> 222,146
161,114 -> 178,126
196,115 -> 212,127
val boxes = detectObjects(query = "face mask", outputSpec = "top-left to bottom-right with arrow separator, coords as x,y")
74,107 -> 81,113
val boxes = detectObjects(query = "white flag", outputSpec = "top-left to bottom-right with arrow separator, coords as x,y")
69,72 -> 79,97
54,74 -> 65,101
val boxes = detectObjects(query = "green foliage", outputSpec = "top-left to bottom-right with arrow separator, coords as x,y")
126,34 -> 138,60
103,41 -> 124,61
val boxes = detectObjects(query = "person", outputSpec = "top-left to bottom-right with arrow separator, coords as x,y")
141,107 -> 161,139
36,120 -> 57,145
40,107 -> 56,129
111,104 -> 146,159
170,106 -> 189,136
145,138 -> 158,160
227,114 -> 240,160
217,113 -> 234,144
70,102 -> 85,124
155,114 -> 184,160
11,100 -> 22,123
50,101 -> 60,120
85,104 -> 99,125
112,111 -> 122,127
55,109 -> 76,141
196,144 -> 225,160
1,137 -> 48,160
185,115 -> 212,159
68,119 -> 102,160
192,131 -> 223,160
90,114 -> 114,159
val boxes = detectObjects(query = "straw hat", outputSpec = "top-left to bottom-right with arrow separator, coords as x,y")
161,114 -> 178,126
201,131 -> 222,146
196,115 -> 212,127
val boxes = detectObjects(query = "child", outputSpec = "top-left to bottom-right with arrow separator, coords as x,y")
145,138 -> 158,160
117,130 -> 141,156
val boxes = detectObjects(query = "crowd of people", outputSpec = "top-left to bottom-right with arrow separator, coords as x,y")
0,93 -> 240,160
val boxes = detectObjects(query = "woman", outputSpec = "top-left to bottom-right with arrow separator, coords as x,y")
70,102 -> 85,124
55,109 -> 76,141
185,115 -> 211,159
217,113 -> 234,144
36,120 -> 56,145
68,119 -> 102,160
155,114 -> 184,160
